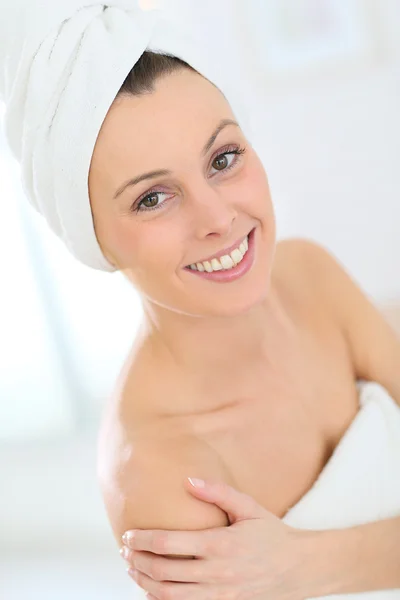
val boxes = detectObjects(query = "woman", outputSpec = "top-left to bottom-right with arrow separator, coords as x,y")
2,4 -> 399,595
93,48 -> 362,555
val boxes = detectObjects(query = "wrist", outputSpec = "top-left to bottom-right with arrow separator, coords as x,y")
292,526 -> 361,599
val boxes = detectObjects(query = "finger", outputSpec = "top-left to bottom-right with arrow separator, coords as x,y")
132,550 -> 219,583
123,527 -> 223,557
128,566 -> 200,598
185,478 -> 265,521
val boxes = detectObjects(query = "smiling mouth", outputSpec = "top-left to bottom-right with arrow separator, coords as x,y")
185,228 -> 254,272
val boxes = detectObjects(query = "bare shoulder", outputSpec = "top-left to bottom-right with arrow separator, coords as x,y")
274,236 -> 355,304
275,238 -> 400,405
97,421 -> 230,549
274,236 -> 365,324
273,236 -> 334,282
97,366 -> 232,549
272,237 -> 338,321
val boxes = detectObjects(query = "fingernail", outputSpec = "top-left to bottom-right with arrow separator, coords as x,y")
188,477 -> 205,487
122,531 -> 135,545
120,546 -> 129,560
127,567 -> 137,580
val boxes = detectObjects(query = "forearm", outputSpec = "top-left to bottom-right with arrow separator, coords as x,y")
305,516 -> 400,597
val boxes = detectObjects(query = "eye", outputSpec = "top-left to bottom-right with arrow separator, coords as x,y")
130,190 -> 170,214
130,145 -> 247,214
210,146 -> 246,176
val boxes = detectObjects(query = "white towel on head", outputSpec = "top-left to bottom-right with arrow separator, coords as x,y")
0,0 -> 253,271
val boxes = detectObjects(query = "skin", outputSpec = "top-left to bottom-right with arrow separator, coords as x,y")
89,68 -> 294,417
89,68 -> 400,598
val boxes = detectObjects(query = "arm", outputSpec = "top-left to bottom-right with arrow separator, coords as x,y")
307,516 -> 400,595
298,240 -> 400,594
97,435 -> 230,558
302,238 -> 400,407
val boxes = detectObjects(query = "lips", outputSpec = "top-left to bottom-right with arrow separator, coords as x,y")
185,230 -> 251,268
184,226 -> 256,283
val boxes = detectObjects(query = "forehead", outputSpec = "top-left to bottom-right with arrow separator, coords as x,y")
93,70 -> 233,162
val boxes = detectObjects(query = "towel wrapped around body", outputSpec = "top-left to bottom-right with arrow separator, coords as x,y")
283,380 -> 400,599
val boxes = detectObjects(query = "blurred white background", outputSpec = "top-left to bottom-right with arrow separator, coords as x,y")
1,0 -> 399,598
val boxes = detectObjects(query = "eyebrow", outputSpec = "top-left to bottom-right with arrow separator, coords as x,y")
113,118 -> 239,200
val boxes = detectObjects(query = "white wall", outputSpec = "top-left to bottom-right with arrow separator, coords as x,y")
252,62 -> 400,303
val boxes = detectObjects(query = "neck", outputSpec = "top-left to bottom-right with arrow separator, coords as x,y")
139,281 -> 297,414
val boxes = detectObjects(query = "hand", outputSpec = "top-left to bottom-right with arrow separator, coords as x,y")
120,477 -> 317,600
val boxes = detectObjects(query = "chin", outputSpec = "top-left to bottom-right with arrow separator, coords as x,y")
194,280 -> 272,319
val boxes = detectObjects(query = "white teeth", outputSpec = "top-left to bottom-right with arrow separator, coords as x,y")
220,254 -> 235,269
210,258 -> 223,271
230,248 -> 243,265
187,233 -> 250,272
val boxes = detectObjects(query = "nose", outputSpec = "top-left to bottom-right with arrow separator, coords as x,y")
189,185 -> 238,240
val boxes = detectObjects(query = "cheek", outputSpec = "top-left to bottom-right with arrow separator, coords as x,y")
106,222 -> 138,260
234,158 -> 271,212
248,155 -> 270,193
111,221 -> 181,276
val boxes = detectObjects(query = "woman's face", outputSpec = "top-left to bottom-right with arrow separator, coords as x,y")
89,69 -> 276,317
